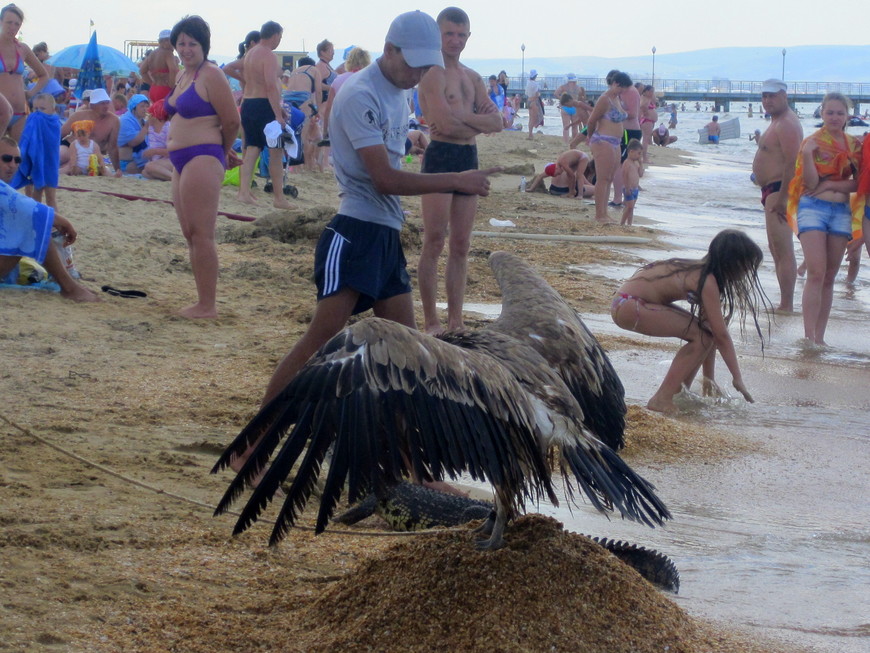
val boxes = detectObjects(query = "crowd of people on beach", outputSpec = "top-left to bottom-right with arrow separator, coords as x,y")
2,2 -> 870,416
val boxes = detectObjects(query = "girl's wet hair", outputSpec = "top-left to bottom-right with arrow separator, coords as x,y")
640,229 -> 771,346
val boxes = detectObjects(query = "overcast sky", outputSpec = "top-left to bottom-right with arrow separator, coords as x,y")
23,0 -> 860,63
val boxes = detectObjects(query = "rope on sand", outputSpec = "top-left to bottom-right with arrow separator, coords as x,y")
57,186 -> 257,222
0,412 -> 448,538
471,231 -> 651,244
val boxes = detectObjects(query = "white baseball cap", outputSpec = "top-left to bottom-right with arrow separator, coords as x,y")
385,11 -> 443,69
761,78 -> 787,93
159,29 -> 171,41
529,69 -> 538,78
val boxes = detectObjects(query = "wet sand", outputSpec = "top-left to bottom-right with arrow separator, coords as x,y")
0,130 -> 831,651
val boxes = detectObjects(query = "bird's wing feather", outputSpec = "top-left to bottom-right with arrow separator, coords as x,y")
438,329 -> 669,527
488,251 -> 627,450
213,318 -> 556,544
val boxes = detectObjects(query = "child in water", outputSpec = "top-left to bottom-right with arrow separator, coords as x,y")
611,229 -> 770,413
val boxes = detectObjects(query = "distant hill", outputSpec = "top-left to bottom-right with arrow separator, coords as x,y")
465,45 -> 870,83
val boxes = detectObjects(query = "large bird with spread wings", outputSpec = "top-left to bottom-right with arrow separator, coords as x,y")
213,252 -> 668,549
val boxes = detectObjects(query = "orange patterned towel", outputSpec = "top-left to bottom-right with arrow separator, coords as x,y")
786,125 -> 864,236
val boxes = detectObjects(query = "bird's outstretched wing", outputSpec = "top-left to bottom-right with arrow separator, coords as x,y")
212,318 -> 556,545
440,330 -> 669,528
487,251 -> 627,450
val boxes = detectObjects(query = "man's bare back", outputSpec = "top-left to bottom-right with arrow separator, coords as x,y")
242,43 -> 279,100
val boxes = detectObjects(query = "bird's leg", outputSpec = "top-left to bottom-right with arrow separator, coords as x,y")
475,503 -> 507,550
473,509 -> 497,535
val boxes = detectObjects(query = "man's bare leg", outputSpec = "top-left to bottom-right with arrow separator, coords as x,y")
236,147 -> 260,204
444,194 -> 477,331
419,192 -> 452,334
42,246 -> 101,302
268,146 -> 292,209
764,193 -> 797,312
231,288 -> 361,475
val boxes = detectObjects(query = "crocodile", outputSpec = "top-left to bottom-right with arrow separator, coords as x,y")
334,482 -> 680,593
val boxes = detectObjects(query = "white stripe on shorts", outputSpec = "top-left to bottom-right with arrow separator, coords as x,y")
323,230 -> 347,296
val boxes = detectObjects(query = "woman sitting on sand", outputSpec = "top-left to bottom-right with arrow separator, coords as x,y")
166,15 -> 240,319
786,92 -> 861,346
611,229 -> 769,413
586,71 -> 632,224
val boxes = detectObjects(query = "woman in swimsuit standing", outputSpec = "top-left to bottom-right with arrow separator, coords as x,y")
166,15 -> 240,319
315,39 -> 336,104
611,229 -> 769,413
0,4 -> 47,141
639,85 -> 658,163
586,70 -> 632,224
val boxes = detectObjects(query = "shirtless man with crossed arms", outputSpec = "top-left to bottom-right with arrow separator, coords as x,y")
417,6 -> 503,334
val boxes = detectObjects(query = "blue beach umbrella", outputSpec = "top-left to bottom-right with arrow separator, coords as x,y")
73,32 -> 103,99
46,33 -> 139,78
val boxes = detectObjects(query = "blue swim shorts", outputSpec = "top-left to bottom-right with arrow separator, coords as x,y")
796,195 -> 852,239
314,214 -> 411,314
623,187 -> 639,202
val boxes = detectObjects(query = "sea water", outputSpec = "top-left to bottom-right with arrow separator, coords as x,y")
468,106 -> 870,652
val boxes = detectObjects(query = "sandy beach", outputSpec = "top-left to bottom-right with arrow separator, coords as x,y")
0,130 -> 825,652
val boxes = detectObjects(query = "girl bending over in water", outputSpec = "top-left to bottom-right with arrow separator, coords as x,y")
611,229 -> 770,413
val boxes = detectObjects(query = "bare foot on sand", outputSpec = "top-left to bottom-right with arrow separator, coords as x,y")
272,197 -> 292,210
646,396 -> 678,414
61,284 -> 102,302
179,303 -> 218,319
424,323 -> 445,336
237,191 -> 258,205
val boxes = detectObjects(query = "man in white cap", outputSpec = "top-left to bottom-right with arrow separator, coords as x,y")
59,88 -> 121,173
752,78 -> 803,313
139,29 -> 179,103
233,10 -> 500,474
417,6 -> 502,334
525,69 -> 542,140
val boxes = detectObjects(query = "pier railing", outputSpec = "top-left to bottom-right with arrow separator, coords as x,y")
503,77 -> 870,109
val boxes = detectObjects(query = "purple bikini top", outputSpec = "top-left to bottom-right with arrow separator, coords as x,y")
166,66 -> 217,119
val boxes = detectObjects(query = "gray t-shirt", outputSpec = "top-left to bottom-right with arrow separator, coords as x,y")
330,61 -> 410,231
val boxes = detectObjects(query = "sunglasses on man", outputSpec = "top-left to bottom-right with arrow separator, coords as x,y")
1,154 -> 21,163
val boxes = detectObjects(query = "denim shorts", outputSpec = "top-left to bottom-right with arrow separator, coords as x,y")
796,195 -> 852,239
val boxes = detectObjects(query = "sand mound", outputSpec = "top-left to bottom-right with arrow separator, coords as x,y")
292,515 -> 708,653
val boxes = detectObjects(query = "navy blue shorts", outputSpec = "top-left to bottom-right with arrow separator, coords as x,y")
314,214 -> 411,314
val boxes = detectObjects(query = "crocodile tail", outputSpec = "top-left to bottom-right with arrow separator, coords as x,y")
591,536 -> 681,593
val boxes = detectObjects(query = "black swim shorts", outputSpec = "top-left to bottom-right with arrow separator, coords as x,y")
314,215 -> 411,315
421,141 -> 479,195
621,128 -> 643,162
241,98 -> 276,150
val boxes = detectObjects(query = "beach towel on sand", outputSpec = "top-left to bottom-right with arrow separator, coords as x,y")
786,125 -> 864,236
0,179 -> 55,262
11,111 -> 61,190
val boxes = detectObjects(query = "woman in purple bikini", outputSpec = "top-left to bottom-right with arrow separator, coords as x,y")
166,15 -> 240,319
